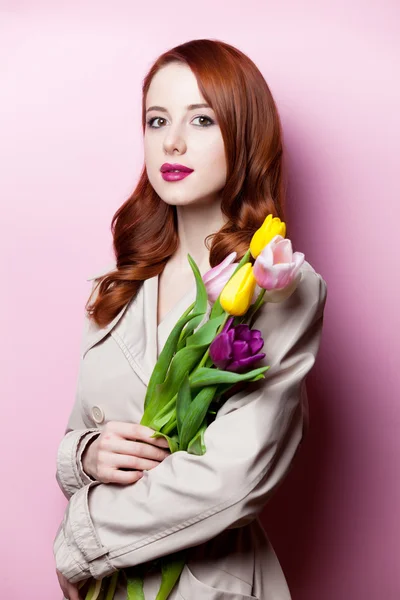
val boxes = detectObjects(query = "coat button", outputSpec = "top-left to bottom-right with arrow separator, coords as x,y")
91,405 -> 105,424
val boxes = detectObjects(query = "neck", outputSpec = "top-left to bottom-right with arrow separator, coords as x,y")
170,199 -> 227,276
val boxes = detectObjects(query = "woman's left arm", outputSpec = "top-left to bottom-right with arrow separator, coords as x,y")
54,269 -> 327,583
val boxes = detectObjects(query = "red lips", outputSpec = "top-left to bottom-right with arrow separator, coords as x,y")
160,163 -> 194,173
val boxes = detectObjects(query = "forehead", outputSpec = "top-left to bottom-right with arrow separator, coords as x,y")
145,62 -> 205,107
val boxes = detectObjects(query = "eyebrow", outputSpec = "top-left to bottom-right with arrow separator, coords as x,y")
146,103 -> 211,113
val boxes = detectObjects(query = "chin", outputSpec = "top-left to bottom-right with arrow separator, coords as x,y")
161,196 -> 201,207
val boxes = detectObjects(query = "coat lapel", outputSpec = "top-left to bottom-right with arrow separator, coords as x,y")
82,269 -> 206,388
82,275 -> 158,387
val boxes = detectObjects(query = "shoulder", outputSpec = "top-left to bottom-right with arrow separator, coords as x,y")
253,259 -> 327,333
300,259 -> 328,305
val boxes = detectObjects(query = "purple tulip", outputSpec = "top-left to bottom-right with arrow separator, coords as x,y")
209,316 -> 266,373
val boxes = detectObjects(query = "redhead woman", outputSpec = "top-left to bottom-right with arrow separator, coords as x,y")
53,39 -> 327,600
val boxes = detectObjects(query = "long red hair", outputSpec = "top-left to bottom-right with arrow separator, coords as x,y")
87,38 -> 287,327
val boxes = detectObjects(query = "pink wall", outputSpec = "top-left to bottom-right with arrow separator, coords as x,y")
1,2 -> 398,598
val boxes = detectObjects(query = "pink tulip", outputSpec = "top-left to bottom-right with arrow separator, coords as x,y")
202,252 -> 239,303
253,235 -> 305,303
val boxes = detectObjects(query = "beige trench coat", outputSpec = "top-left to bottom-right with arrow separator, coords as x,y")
53,259 -> 327,599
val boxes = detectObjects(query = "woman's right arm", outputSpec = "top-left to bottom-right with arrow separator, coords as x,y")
55,300 -> 102,500
55,278 -> 170,501
55,278 -> 107,500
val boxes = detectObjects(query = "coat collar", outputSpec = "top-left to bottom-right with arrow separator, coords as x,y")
82,270 -> 198,387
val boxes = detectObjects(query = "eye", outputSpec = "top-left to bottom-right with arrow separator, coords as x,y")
146,117 -> 166,129
146,115 -> 215,129
192,115 -> 215,127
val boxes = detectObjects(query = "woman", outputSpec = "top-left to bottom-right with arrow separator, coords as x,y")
54,39 -> 327,600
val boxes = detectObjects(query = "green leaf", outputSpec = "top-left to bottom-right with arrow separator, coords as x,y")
205,355 -> 214,368
180,386 -> 217,450
142,345 -> 206,428
186,313 -> 226,346
142,343 -> 205,427
176,372 -> 192,439
143,391 -> 177,430
150,430 -> 180,453
177,254 -> 209,350
158,404 -> 179,435
143,301 -> 201,412
210,295 -> 224,319
155,552 -> 187,600
189,365 -> 270,387
187,419 -> 208,455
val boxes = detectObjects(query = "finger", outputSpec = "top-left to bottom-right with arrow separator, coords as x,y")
67,584 -> 81,600
107,468 -> 144,485
107,422 -> 170,447
147,431 -> 171,448
104,438 -> 170,461
111,453 -> 166,471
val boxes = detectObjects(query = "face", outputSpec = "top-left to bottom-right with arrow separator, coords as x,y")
144,62 -> 227,208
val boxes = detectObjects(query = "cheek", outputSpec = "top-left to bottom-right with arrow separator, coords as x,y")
209,141 -> 227,184
196,135 -> 226,172
143,138 -> 151,162
143,136 -> 157,166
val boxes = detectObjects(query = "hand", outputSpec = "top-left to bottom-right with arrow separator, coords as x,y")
56,569 -> 83,600
82,421 -> 171,485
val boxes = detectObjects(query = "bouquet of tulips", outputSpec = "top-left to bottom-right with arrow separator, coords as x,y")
82,214 -> 305,600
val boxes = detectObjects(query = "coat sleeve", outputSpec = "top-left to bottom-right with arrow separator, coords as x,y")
55,281 -> 101,500
53,269 -> 328,583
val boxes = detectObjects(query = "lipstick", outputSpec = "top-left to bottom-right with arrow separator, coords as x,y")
160,162 -> 194,182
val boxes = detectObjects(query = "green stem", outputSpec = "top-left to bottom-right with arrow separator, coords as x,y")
105,572 -> 119,600
242,288 -> 266,326
84,578 -> 102,600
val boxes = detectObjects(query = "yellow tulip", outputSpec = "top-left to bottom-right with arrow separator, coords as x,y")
250,214 -> 286,258
220,263 -> 257,316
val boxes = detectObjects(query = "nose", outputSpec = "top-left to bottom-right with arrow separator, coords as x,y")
163,125 -> 187,155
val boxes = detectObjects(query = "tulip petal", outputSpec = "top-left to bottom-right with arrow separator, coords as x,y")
209,333 -> 232,369
232,340 -> 250,360
262,273 -> 302,303
291,252 -> 305,278
272,263 -> 294,288
227,328 -> 235,344
258,243 -> 274,268
202,252 -> 237,284
222,316 -> 235,334
203,254 -> 240,304
253,261 -> 278,290
206,265 -> 237,303
250,329 -> 262,338
249,337 -> 264,354
219,263 -> 257,316
226,352 -> 266,373
234,324 -> 252,341
273,238 -> 293,264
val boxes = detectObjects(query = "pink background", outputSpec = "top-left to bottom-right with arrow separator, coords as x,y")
1,2 -> 398,598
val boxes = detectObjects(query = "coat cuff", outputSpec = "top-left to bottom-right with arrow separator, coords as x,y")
54,481 -> 116,583
56,429 -> 101,499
